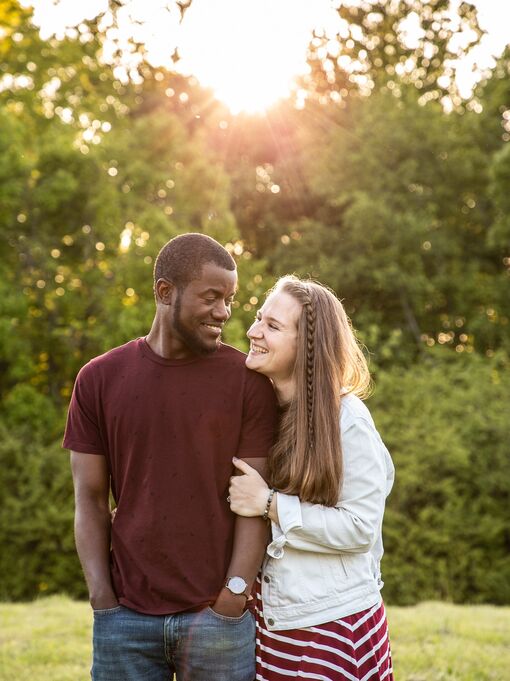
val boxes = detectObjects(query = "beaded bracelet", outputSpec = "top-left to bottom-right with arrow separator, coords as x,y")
263,488 -> 276,521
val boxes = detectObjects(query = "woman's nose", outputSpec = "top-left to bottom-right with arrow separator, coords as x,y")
247,320 -> 262,338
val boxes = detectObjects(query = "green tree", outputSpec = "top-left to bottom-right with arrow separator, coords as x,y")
304,0 -> 482,106
371,351 -> 510,605
266,87 -> 507,362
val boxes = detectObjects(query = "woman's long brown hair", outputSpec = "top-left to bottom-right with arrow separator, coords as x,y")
267,276 -> 371,507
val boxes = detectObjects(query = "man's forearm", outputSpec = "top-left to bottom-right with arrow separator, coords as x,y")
75,500 -> 117,608
227,515 -> 269,588
212,515 -> 269,616
227,454 -> 270,587
212,455 -> 270,616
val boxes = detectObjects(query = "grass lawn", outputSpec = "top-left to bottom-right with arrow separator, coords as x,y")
0,597 -> 509,680
386,601 -> 510,681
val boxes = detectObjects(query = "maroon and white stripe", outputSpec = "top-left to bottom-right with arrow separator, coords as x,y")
254,580 -> 394,681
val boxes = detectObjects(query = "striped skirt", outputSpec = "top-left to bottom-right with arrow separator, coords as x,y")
254,581 -> 394,681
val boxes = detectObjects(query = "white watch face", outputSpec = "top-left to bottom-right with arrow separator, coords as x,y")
227,576 -> 247,594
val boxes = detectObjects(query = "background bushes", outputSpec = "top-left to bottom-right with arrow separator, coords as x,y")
1,1 -> 509,604
372,353 -> 510,605
0,352 -> 508,605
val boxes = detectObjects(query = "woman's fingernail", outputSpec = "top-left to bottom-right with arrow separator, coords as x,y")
232,456 -> 238,462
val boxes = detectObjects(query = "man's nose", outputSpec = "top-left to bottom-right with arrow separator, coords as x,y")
212,300 -> 230,321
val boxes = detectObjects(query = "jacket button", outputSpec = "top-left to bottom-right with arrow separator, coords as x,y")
267,618 -> 275,626
273,549 -> 283,558
263,576 -> 270,583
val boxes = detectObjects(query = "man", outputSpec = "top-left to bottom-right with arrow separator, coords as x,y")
63,233 -> 278,681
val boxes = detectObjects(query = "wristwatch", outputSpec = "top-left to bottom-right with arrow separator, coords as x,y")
224,576 -> 250,598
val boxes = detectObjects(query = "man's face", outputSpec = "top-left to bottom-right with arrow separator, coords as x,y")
170,262 -> 238,357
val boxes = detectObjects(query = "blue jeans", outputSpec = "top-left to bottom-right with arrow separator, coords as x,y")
91,604 -> 255,681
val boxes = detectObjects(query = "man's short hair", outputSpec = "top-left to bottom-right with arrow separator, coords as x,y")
153,233 -> 236,289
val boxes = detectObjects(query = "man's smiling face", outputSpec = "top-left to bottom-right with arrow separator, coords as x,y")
170,262 -> 238,357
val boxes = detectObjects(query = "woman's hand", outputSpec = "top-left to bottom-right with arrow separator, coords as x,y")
229,457 -> 269,517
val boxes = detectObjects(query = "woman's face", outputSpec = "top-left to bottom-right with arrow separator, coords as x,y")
245,290 -> 301,383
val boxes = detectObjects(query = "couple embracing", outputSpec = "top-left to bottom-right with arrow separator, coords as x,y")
64,233 -> 395,681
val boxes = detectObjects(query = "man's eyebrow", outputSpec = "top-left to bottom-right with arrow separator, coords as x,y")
201,287 -> 236,297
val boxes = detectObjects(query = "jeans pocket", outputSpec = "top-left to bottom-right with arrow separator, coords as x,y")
93,605 -> 122,616
206,606 -> 252,624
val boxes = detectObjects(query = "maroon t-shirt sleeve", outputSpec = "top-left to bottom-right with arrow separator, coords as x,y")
236,369 -> 278,459
62,362 -> 104,455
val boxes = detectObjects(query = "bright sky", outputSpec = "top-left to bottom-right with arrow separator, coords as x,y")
177,0 -> 334,112
26,0 -> 510,113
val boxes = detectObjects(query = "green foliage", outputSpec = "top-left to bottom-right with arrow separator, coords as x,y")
305,0 -> 482,105
0,424 -> 86,601
1,354 -> 507,605
2,384 -> 60,440
0,0 -> 509,607
247,86 -> 508,363
474,46 -> 510,154
1,76 -> 239,406
370,352 -> 510,605
489,142 -> 510,249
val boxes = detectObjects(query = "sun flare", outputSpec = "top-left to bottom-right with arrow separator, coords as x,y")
178,0 -> 325,114
25,0 -> 507,114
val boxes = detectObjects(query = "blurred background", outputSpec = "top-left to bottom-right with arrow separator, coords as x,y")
0,0 -> 509,609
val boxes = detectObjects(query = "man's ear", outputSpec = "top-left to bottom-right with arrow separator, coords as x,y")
155,278 -> 175,305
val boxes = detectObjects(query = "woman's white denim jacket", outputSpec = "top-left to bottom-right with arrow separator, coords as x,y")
261,393 -> 395,631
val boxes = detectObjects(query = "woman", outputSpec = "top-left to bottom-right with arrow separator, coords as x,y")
229,275 -> 395,681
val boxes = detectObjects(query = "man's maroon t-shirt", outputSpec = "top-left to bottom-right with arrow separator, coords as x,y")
63,338 -> 277,615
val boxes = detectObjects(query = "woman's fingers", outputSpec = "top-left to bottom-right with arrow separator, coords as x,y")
231,457 -> 253,474
229,467 -> 269,517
